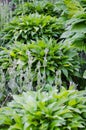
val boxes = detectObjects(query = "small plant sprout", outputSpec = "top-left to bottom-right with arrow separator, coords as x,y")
37,61 -> 42,90
26,50 -> 34,90
0,67 -> 6,105
55,70 -> 62,89
7,60 -> 19,94
42,48 -> 49,87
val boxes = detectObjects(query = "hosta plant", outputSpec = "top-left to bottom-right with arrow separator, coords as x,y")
13,0 -> 83,19
0,39 -> 81,105
0,13 -> 64,46
63,0 -> 83,18
0,86 -> 86,130
61,12 -> 86,51
0,39 -> 80,88
61,11 -> 86,89
13,1 -> 60,17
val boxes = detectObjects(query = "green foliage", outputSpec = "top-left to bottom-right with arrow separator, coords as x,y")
61,12 -> 86,51
13,0 -> 83,19
0,0 -> 86,107
13,1 -> 60,17
63,0 -> 83,18
0,14 -> 64,45
0,39 -> 80,87
0,87 -> 86,130
79,0 -> 86,8
61,11 -> 86,89
0,39 -> 81,105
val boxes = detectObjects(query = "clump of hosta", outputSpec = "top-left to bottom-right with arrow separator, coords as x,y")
13,1 -> 60,17
0,86 -> 86,130
0,38 -> 80,105
0,39 -> 80,89
0,13 -> 64,45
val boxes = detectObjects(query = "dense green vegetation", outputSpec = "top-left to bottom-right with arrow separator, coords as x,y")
0,39 -> 80,103
1,14 -> 64,45
0,86 -> 86,130
0,0 -> 86,129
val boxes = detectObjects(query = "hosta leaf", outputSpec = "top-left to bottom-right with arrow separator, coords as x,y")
68,106 -> 81,114
83,70 -> 86,79
68,99 -> 77,106
8,123 -> 22,130
0,115 -> 12,125
50,119 -> 65,128
62,68 -> 68,78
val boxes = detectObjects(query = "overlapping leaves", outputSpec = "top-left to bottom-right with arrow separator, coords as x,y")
61,12 -> 86,51
13,1 -> 60,17
0,39 -> 80,88
0,13 -> 64,46
0,87 -> 86,130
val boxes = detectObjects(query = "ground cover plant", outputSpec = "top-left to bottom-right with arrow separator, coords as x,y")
61,12 -> 86,51
61,8 -> 86,89
0,86 -> 86,130
13,1 -> 60,17
0,39 -> 80,105
0,13 -> 64,46
0,0 -> 86,129
13,0 -> 83,19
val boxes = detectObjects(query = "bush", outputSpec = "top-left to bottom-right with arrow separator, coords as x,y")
13,1 -> 60,17
0,13 -> 64,46
61,12 -> 86,51
0,39 -> 80,86
61,11 -> 86,89
0,39 -> 81,105
13,0 -> 83,19
0,86 -> 86,130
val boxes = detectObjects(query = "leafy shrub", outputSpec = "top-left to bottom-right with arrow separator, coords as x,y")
0,39 -> 80,87
0,39 -> 81,105
13,0 -> 83,19
0,13 -> 64,45
63,0 -> 83,18
0,86 -> 86,130
13,1 -> 60,17
61,12 -> 86,51
61,11 -> 86,90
